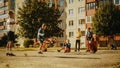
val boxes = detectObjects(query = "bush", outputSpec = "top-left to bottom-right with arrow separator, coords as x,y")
0,35 -> 8,47
23,39 -> 34,48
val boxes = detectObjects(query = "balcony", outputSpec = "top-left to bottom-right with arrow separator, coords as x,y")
86,9 -> 96,16
0,25 -> 5,29
0,10 -> 4,15
86,0 -> 96,3
0,13 -> 8,19
0,18 -> 4,22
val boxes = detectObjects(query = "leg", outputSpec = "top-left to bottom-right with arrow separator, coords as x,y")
78,40 -> 80,52
6,41 -> 15,56
38,43 -> 43,54
75,40 -> 77,52
57,46 -> 65,52
42,42 -> 47,52
6,41 -> 10,56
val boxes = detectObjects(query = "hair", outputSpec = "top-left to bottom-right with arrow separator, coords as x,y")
41,23 -> 46,27
88,27 -> 91,29
8,10 -> 14,15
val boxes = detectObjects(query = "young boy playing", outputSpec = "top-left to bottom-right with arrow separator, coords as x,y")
57,39 -> 71,53
6,10 -> 16,56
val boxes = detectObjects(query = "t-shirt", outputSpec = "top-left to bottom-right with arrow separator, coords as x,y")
6,18 -> 15,32
76,31 -> 81,40
86,31 -> 93,41
64,43 -> 71,49
37,28 -> 45,42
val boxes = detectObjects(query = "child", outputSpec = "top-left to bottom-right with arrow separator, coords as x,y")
88,34 -> 98,53
88,37 -> 97,53
57,39 -> 71,53
40,38 -> 51,52
6,10 -> 16,56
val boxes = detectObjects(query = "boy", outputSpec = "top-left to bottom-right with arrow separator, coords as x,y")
57,39 -> 71,53
37,23 -> 47,54
6,10 -> 16,56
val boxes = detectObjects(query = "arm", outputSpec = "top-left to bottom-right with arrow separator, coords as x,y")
9,22 -> 16,25
38,28 -> 44,36
38,33 -> 44,36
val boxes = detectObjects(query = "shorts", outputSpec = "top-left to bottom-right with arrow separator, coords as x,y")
7,31 -> 15,42
38,38 -> 44,44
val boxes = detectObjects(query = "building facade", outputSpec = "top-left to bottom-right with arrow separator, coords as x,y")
86,0 -> 120,46
65,0 -> 86,47
0,0 -> 15,37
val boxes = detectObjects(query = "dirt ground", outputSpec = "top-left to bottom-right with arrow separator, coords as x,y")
0,49 -> 120,68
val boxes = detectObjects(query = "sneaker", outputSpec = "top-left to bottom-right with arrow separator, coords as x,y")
6,53 -> 10,56
75,50 -> 77,52
57,50 -> 60,52
43,49 -> 47,52
9,53 -> 16,56
38,51 -> 43,54
86,50 -> 90,52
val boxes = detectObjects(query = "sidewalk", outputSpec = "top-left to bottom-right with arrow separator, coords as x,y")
0,49 -> 120,68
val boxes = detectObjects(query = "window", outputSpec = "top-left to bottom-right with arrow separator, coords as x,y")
86,16 -> 91,23
0,6 -> 8,11
114,0 -> 120,5
78,0 -> 83,2
59,0 -> 64,6
69,0 -> 73,4
0,0 -> 3,4
99,0 -> 112,6
81,31 -> 85,36
78,7 -> 85,13
69,20 -> 73,26
0,14 -> 8,18
59,33 -> 64,38
69,9 -> 73,15
69,32 -> 74,37
59,22 -> 64,28
50,0 -> 55,4
79,19 -> 85,25
61,12 -> 64,16
86,2 -> 96,10
0,22 -> 3,26
17,3 -> 20,9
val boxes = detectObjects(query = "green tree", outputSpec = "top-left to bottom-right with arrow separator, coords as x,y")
17,0 -> 63,39
92,2 -> 120,37
92,2 -> 120,46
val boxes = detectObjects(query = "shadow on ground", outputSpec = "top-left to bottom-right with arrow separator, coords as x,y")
14,55 -> 100,60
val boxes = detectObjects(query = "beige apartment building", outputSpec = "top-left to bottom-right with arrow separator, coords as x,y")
0,0 -> 15,37
65,0 -> 86,47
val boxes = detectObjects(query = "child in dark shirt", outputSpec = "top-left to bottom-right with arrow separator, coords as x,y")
57,39 -> 71,53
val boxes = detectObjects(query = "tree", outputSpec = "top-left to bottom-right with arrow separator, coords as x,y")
92,2 -> 120,37
17,0 -> 63,39
92,2 -> 120,46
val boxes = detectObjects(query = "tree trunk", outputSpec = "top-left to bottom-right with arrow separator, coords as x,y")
107,35 -> 115,49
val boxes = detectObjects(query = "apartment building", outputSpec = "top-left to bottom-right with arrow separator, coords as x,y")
51,0 -> 67,47
0,0 -> 15,37
65,0 -> 86,47
86,0 -> 120,46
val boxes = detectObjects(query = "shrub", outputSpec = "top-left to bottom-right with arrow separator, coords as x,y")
23,39 -> 34,48
0,35 -> 8,47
